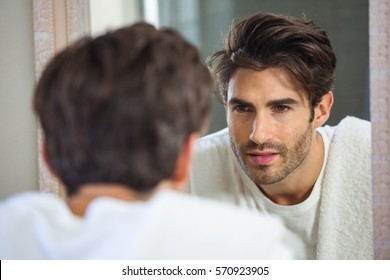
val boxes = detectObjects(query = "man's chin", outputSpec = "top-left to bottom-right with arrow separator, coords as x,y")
242,165 -> 285,185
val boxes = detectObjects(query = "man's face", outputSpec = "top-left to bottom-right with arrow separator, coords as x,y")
226,67 -> 315,186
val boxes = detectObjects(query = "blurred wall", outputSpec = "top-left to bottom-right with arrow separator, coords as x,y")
0,0 -> 38,199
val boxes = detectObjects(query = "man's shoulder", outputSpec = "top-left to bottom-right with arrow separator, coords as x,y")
196,127 -> 230,149
317,117 -> 373,259
320,116 -> 370,146
152,190 -> 277,229
321,115 -> 371,191
336,116 -> 371,132
0,192 -> 66,229
0,192 -> 60,212
190,127 -> 240,198
193,128 -> 232,164
0,192 -> 68,259
324,116 -> 370,133
143,190 -> 293,259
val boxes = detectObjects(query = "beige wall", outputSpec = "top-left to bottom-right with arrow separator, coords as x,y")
0,0 -> 38,199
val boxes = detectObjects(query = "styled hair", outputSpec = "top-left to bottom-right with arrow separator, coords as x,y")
207,12 -> 336,117
34,23 -> 212,196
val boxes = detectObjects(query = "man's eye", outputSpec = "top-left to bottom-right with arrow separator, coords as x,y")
273,105 -> 290,113
234,105 -> 252,113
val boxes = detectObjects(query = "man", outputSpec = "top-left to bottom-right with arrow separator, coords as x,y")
0,23 -> 292,259
190,12 -> 373,259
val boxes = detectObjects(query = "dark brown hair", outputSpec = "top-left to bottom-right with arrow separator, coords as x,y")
34,23 -> 212,196
208,12 -> 336,118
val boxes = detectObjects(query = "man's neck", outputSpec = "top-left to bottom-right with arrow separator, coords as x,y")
258,131 -> 325,205
66,183 -> 157,217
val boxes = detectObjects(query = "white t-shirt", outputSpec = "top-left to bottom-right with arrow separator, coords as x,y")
190,127 -> 330,260
0,189 -> 292,259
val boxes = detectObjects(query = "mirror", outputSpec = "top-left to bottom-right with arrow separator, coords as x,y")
33,0 -> 390,258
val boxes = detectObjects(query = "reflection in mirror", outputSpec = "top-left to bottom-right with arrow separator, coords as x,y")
29,0 -> 389,259
89,0 -> 368,135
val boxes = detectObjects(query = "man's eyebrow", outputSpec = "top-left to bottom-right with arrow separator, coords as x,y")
228,97 -> 302,107
266,98 -> 302,107
227,97 -> 252,106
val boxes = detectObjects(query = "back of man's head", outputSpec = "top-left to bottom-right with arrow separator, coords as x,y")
34,23 -> 212,196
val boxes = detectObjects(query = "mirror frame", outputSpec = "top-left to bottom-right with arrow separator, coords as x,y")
33,0 -> 90,196
370,0 -> 390,259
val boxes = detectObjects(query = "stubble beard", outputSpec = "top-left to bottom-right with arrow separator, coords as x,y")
230,123 -> 313,186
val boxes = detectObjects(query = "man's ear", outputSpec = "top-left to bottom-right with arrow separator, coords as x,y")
41,141 -> 59,178
313,91 -> 334,128
171,132 -> 198,190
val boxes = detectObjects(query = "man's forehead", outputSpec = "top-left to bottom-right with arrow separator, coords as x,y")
227,67 -> 309,104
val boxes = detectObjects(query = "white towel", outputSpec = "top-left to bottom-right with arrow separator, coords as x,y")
317,116 -> 374,259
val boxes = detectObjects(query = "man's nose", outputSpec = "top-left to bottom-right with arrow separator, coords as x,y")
249,115 -> 273,144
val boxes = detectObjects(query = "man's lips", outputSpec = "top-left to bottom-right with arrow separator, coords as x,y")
248,151 -> 279,165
